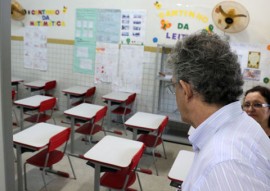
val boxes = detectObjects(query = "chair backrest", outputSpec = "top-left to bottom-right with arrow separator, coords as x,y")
125,145 -> 145,174
44,80 -> 56,91
48,128 -> 71,152
93,106 -> 107,124
157,116 -> 169,136
126,93 -> 136,106
39,97 -> 57,112
84,86 -> 96,102
12,90 -> 16,101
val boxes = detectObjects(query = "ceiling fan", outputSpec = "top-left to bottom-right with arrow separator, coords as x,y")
212,1 -> 250,34
11,0 -> 26,21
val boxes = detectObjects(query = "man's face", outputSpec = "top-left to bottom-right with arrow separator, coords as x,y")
172,77 -> 189,123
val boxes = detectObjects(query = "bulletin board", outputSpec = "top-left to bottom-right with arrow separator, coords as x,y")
231,43 -> 270,85
11,0 -> 214,47
11,0 -> 270,87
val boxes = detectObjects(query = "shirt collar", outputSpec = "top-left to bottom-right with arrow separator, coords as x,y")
189,101 -> 243,151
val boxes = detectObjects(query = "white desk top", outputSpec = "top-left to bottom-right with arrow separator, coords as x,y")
14,95 -> 53,108
102,92 -> 132,102
64,103 -> 104,120
13,122 -> 67,149
62,86 -> 90,96
24,80 -> 50,88
168,150 -> 194,182
83,135 -> 144,168
11,77 -> 24,83
125,112 -> 167,131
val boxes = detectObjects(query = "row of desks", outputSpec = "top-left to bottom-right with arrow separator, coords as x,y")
14,93 -> 167,154
12,78 -> 194,191
13,123 -> 145,191
12,77 -> 51,96
14,122 -> 194,191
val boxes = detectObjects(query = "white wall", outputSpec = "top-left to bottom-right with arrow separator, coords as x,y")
11,0 -> 270,113
12,0 -> 270,44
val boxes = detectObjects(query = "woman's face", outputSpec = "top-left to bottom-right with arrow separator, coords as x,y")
243,92 -> 270,126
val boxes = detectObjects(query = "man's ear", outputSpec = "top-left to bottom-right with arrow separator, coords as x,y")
179,80 -> 193,99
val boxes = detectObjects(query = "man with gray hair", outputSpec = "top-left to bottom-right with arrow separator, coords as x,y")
167,32 -> 270,191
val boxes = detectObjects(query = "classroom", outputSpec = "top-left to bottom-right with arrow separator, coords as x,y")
1,0 -> 270,190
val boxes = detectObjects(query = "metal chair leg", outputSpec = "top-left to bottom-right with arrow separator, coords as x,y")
67,154 -> 76,179
162,142 -> 167,159
151,149 -> 159,176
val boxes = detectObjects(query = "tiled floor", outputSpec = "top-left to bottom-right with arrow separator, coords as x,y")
13,110 -> 193,191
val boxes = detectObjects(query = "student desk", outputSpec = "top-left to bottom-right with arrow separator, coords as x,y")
14,95 -> 54,130
13,123 -> 68,191
24,80 -> 50,95
11,77 -> 24,93
83,135 -> 144,191
168,150 -> 195,189
125,112 -> 167,140
102,91 -> 132,128
62,86 -> 90,109
64,103 -> 105,154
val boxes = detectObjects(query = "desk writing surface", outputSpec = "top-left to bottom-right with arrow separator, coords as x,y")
14,95 -> 53,108
102,92 -> 132,102
24,80 -> 49,88
13,123 -> 67,149
84,135 -> 144,168
62,86 -> 89,95
125,112 -> 166,130
168,150 -> 195,182
11,77 -> 24,83
64,103 -> 104,119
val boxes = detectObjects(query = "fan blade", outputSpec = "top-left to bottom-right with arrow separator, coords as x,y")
224,25 -> 231,29
11,3 -> 26,15
219,5 -> 229,17
232,14 -> 247,18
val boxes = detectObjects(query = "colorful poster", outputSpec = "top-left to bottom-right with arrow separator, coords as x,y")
73,8 -> 97,74
230,42 -> 270,83
96,9 -> 121,43
26,6 -> 67,27
112,45 -> 144,93
24,26 -> 48,71
94,43 -> 119,83
150,3 -> 212,45
74,8 -> 122,74
120,9 -> 147,45
243,68 -> 261,81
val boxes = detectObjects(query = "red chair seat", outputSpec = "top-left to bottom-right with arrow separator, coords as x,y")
71,86 -> 96,106
137,134 -> 163,148
100,171 -> 136,190
136,116 -> 169,176
75,122 -> 102,135
75,106 -> 107,145
24,114 -> 51,123
111,107 -> 132,115
23,97 -> 57,124
99,145 -> 145,191
43,80 -> 56,97
24,128 -> 76,190
26,149 -> 64,167
109,93 -> 136,135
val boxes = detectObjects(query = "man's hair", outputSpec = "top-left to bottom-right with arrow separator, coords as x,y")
168,32 -> 244,105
